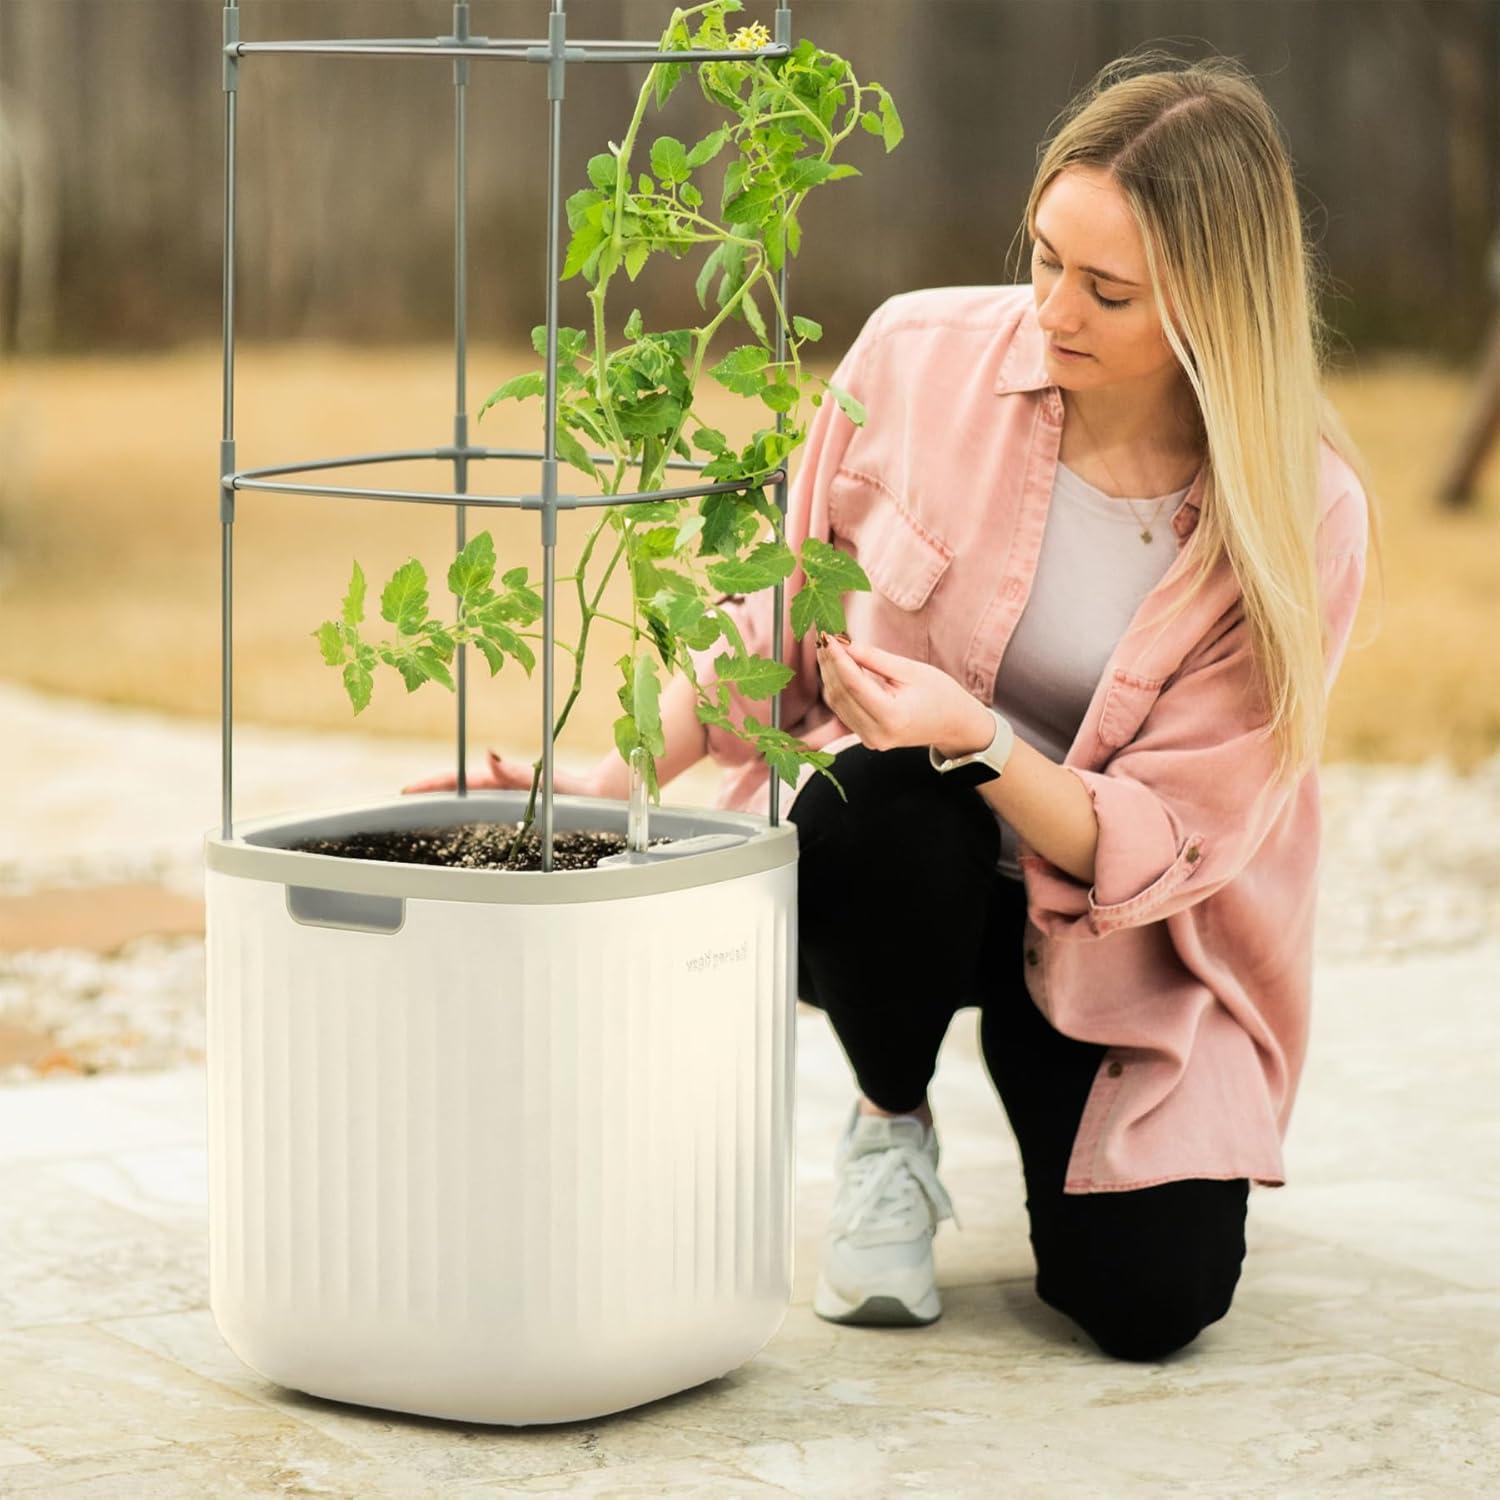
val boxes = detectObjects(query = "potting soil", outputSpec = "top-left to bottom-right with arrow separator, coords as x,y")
285,823 -> 675,872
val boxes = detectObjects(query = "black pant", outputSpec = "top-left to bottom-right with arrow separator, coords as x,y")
788,742 -> 1250,1362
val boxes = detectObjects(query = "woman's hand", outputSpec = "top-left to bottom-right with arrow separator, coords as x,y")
816,633 -> 994,757
400,748 -> 605,798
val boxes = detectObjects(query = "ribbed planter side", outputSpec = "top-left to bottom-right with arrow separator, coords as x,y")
204,850 -> 797,1425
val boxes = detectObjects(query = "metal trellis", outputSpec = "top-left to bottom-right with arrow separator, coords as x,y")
218,0 -> 797,870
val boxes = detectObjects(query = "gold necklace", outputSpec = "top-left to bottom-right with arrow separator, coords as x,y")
1064,397 -> 1189,544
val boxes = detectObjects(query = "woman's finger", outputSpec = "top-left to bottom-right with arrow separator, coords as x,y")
819,642 -> 876,742
401,774 -> 454,794
826,637 -> 894,716
841,638 -> 906,684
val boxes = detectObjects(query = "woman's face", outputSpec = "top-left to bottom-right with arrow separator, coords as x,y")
1029,166 -> 1184,394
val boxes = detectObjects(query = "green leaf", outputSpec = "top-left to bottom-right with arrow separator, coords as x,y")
563,219 -> 608,281
529,324 -> 590,362
801,534 -> 869,592
380,560 -> 429,635
632,652 -> 666,756
781,158 -> 839,195
314,620 -> 343,666
759,379 -> 798,414
716,650 -> 795,701
705,539 -> 796,594
685,124 -> 731,169
341,561 -> 366,627
695,242 -> 728,310
477,371 -> 546,421
722,181 -> 779,228
415,647 -> 455,692
634,523 -> 680,560
654,61 -> 686,110
792,314 -> 822,342
343,661 -> 373,714
791,535 -> 871,638
624,306 -> 644,341
879,90 -> 905,151
588,238 -> 623,284
764,217 -> 786,274
556,425 -> 600,482
740,285 -> 769,346
481,619 -> 536,676
613,711 -> 639,762
673,513 -> 706,550
447,530 -> 496,604
565,187 -> 608,232
709,344 -> 771,396
824,377 -> 867,426
625,241 -> 649,281
587,153 -> 618,191
473,636 -> 507,676
649,135 -> 689,186
653,24 -> 689,111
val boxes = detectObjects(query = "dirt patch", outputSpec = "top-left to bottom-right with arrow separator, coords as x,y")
0,882 -> 204,955
0,1019 -> 62,1073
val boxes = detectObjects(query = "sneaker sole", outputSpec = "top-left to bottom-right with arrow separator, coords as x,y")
813,1272 -> 942,1327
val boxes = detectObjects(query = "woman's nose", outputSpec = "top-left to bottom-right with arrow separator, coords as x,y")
1037,286 -> 1087,338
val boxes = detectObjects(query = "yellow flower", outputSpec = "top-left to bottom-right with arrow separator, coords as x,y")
728,22 -> 772,51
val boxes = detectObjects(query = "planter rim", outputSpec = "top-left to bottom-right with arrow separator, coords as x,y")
203,790 -> 797,905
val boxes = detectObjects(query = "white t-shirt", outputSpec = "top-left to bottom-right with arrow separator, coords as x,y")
990,460 -> 1192,880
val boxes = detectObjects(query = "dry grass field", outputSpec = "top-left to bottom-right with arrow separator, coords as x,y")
0,340 -> 1493,775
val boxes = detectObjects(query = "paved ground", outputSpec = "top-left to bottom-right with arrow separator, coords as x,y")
1,682 -> 1498,1493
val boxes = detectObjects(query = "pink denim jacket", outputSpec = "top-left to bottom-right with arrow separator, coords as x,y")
688,284 -> 1370,1195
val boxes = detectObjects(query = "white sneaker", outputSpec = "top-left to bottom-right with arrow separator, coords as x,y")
813,1099 -> 961,1327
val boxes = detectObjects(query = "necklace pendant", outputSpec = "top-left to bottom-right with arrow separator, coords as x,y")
1140,527 -> 1152,543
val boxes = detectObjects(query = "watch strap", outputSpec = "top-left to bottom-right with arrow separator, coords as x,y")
929,707 -> 1014,784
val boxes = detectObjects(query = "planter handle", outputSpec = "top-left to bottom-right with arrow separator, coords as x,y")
285,884 -> 406,935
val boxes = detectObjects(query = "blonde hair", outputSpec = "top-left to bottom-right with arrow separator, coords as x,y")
1011,48 -> 1385,784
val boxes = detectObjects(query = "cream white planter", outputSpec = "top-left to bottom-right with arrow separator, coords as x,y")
202,791 -> 798,1426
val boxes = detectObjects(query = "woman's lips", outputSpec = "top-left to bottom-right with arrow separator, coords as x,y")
1050,343 -> 1091,360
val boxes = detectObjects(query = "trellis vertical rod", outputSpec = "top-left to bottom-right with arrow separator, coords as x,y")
767,2 -> 792,830
453,0 -> 471,797
220,0 -> 240,842
540,0 -> 568,873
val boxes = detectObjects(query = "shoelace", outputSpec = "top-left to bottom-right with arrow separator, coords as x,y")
830,1141 -> 962,1241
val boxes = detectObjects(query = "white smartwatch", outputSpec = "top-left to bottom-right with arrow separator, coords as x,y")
929,707 -> 1016,785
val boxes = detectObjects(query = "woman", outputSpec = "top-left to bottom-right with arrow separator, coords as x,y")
410,52 -> 1381,1362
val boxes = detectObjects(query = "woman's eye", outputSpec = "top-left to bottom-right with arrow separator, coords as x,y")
1034,251 -> 1130,310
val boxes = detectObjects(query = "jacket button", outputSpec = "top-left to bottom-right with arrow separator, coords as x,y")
1025,947 -> 1038,966
1107,1061 -> 1124,1078
1186,846 -> 1200,862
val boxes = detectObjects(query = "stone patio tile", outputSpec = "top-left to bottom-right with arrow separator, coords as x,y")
0,1165 -> 205,1330
0,1069 -> 203,1166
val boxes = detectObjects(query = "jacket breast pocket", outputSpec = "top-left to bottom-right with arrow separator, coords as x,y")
827,469 -> 955,658
1096,668 -> 1167,752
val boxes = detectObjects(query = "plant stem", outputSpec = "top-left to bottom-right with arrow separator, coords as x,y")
500,517 -> 630,865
